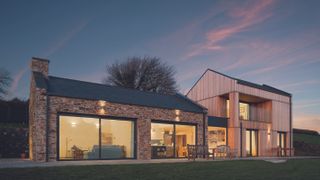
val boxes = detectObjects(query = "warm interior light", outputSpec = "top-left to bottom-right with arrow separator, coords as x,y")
71,122 -> 77,127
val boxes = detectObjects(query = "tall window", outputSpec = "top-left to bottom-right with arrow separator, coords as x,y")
239,102 -> 249,120
277,132 -> 286,156
151,122 -> 196,158
151,123 -> 174,158
226,100 -> 230,118
246,129 -> 258,157
175,125 -> 196,157
59,115 -> 135,160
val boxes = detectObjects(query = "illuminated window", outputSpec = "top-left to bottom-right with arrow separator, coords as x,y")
59,116 -> 99,160
151,122 -> 196,158
226,100 -> 230,118
101,119 -> 134,158
208,127 -> 226,149
246,129 -> 258,157
239,102 -> 249,120
59,115 -> 135,160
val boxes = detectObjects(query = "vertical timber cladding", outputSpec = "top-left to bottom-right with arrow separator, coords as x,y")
187,69 -> 292,157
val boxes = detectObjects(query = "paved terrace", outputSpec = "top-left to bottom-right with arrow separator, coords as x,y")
0,156 -> 319,169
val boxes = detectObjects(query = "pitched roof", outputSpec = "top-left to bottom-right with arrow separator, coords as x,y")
188,69 -> 291,97
33,72 -> 206,113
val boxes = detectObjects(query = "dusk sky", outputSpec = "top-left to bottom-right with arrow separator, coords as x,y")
0,0 -> 319,132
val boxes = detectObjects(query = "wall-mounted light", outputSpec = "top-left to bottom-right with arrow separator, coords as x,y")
267,125 -> 271,142
175,109 -> 180,121
98,100 -> 107,115
99,100 -> 106,107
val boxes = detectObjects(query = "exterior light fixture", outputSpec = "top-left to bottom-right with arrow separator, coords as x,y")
175,109 -> 181,121
98,100 -> 106,107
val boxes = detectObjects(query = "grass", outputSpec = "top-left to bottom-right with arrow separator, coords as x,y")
294,133 -> 320,145
0,159 -> 320,180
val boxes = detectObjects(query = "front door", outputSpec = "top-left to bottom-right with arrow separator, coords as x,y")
246,129 -> 258,157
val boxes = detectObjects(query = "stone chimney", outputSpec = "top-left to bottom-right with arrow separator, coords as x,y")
30,57 -> 50,77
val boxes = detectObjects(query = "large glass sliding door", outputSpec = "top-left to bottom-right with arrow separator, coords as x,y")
151,122 -> 196,158
59,115 -> 135,160
150,123 -> 174,158
175,125 -> 196,157
246,129 -> 258,157
59,116 -> 99,160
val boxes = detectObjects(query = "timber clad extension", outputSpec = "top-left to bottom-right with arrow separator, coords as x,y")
187,69 -> 292,157
29,58 -> 292,162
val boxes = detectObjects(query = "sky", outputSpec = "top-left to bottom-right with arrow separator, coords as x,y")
0,0 -> 319,132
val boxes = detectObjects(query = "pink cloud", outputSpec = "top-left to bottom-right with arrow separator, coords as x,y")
185,0 -> 275,58
294,114 -> 320,133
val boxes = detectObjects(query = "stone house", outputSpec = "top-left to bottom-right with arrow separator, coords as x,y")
29,57 -> 207,161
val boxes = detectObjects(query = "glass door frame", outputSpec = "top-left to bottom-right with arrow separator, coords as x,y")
151,119 -> 198,159
57,112 -> 137,161
246,129 -> 258,157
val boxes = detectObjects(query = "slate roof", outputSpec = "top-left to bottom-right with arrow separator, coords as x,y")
33,72 -> 206,113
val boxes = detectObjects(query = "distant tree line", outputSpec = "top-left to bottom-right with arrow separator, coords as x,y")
0,98 -> 28,124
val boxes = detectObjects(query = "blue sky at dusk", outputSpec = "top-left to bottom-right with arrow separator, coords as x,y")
0,0 -> 319,132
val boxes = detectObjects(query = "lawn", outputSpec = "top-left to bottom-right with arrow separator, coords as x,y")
0,159 -> 319,180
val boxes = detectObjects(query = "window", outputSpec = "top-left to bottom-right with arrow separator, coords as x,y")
151,123 -> 174,158
175,124 -> 196,157
226,100 -> 230,118
246,129 -> 258,157
239,102 -> 249,120
59,115 -> 135,160
59,116 -> 99,160
151,122 -> 196,158
100,119 -> 134,159
208,127 -> 226,149
277,132 -> 286,156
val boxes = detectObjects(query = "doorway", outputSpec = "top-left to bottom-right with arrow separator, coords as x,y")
246,129 -> 258,157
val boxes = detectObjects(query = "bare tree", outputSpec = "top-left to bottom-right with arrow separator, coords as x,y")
104,56 -> 178,94
0,68 -> 12,99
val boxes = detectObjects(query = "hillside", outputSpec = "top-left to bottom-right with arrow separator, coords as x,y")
293,128 -> 320,156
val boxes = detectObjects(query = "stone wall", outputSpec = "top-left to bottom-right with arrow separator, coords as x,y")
46,96 -> 205,161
